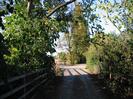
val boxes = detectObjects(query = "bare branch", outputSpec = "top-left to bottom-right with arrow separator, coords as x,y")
47,0 -> 76,18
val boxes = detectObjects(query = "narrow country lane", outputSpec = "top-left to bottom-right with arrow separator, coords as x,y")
31,64 -> 106,99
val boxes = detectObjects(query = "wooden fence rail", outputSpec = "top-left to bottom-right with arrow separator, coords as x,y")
0,68 -> 51,99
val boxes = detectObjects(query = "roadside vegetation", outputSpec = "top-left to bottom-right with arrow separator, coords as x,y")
0,0 -> 132,98
57,0 -> 133,98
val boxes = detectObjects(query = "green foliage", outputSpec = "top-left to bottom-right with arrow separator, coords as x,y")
85,44 -> 101,73
70,4 -> 88,64
58,52 -> 67,64
92,1 -> 133,97
0,0 -> 69,81
86,32 -> 133,97
3,2 -> 61,69
86,45 -> 99,66
102,34 -> 132,97
63,1 -> 103,65
0,1 -> 132,98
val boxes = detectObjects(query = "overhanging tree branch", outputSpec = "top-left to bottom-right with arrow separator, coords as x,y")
47,0 -> 76,18
107,14 -> 122,34
27,0 -> 76,17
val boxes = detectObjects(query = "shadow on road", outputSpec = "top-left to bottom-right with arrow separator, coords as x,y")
31,67 -> 108,99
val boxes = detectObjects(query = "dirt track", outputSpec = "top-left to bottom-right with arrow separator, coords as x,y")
31,64 -> 106,99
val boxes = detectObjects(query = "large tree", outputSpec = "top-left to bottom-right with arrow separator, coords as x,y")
71,3 -> 88,64
0,0 -> 76,80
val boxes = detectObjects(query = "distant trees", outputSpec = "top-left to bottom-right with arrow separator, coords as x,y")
58,52 -> 67,65
71,3 -> 88,64
63,3 -> 88,64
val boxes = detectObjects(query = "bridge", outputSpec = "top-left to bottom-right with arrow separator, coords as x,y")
0,64 -> 107,99
31,64 -> 106,99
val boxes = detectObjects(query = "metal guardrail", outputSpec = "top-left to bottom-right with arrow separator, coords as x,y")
0,68 -> 50,99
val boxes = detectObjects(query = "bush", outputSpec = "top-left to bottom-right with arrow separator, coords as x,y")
86,33 -> 133,97
85,45 -> 101,74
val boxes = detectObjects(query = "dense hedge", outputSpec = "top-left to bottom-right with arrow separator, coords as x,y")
86,33 -> 133,98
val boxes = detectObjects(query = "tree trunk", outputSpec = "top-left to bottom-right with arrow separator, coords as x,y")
27,0 -> 33,15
